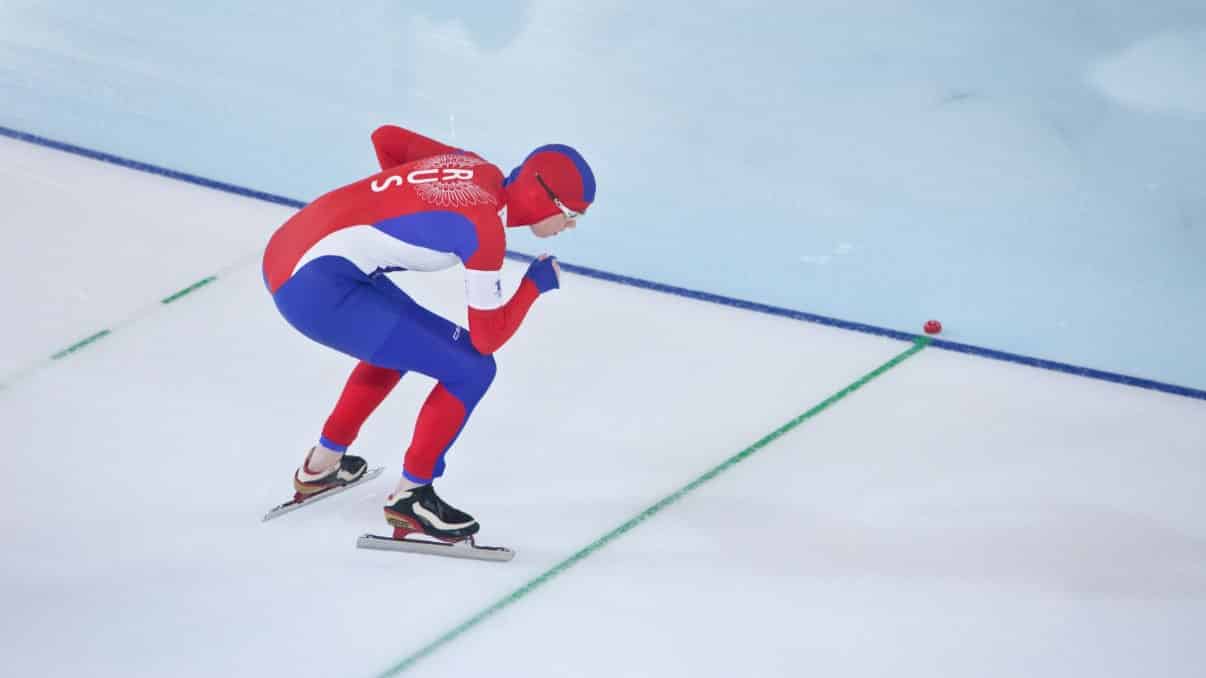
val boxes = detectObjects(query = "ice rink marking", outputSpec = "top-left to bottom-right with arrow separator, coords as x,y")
377,337 -> 931,676
0,264 -> 247,393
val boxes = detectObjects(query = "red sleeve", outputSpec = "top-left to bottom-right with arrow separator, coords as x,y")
371,125 -> 460,170
467,280 -> 540,355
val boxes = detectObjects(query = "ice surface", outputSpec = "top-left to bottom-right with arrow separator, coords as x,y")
1,137 -> 1204,678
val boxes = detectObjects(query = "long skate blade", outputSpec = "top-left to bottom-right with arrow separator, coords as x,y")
356,533 -> 515,562
261,467 -> 385,522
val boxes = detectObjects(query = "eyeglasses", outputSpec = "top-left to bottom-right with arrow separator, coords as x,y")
535,173 -> 585,220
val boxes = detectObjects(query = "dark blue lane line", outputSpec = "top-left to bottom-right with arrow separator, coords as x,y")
921,339 -> 1205,400
0,124 -> 305,209
505,253 -> 1206,401
5,123 -> 1203,402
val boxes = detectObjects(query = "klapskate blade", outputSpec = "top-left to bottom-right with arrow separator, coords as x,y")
261,467 -> 385,522
356,533 -> 515,562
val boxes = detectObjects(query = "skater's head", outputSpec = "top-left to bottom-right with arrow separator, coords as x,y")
503,144 -> 595,237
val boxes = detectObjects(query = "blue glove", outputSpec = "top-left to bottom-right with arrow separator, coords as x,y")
524,256 -> 560,293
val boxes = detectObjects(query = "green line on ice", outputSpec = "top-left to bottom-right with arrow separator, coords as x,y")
161,276 -> 217,304
378,336 -> 932,676
50,330 -> 112,360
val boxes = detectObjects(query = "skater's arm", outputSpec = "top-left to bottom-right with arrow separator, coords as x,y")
465,274 -> 542,355
371,125 -> 460,170
461,221 -> 558,355
464,256 -> 559,354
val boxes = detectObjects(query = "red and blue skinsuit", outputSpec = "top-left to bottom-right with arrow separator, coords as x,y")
263,125 -> 595,483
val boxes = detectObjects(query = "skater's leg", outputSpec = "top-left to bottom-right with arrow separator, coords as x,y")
362,298 -> 498,485
320,361 -> 404,453
273,260 -> 496,510
401,372 -> 494,485
294,361 -> 404,478
346,298 -> 500,539
314,271 -> 417,454
272,259 -> 421,491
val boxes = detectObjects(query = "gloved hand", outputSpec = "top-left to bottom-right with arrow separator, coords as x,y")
524,255 -> 561,293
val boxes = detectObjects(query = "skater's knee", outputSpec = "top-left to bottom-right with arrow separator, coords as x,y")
479,354 -> 497,388
467,353 -> 497,396
445,353 -> 496,409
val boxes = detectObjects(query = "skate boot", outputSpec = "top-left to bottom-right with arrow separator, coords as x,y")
292,448 -> 369,499
263,450 -> 382,522
384,485 -> 480,541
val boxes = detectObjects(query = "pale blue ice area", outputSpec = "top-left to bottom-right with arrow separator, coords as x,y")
1,2 -> 1204,388
2,113 -> 1206,678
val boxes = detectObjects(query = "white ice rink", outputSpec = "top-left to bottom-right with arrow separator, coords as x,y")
2,135 -> 1205,677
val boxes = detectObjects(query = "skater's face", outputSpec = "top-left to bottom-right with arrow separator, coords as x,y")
529,212 -> 577,238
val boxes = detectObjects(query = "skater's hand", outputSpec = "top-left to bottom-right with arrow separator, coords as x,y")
525,254 -> 560,293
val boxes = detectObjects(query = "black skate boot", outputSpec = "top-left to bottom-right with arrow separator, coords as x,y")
384,485 -> 480,541
292,451 -> 368,499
